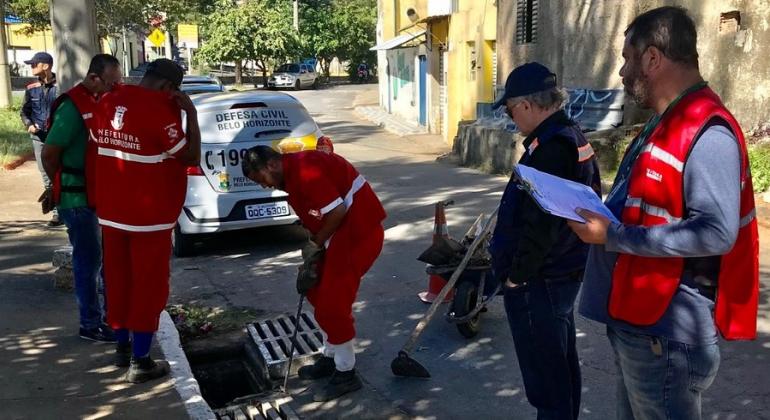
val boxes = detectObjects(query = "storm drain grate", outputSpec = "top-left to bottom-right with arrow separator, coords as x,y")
247,311 -> 323,379
215,396 -> 300,420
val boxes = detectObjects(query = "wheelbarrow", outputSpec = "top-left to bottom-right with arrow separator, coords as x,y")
426,262 -> 499,338
419,212 -> 500,339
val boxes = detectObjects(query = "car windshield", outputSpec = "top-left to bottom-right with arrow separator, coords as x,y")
276,64 -> 300,73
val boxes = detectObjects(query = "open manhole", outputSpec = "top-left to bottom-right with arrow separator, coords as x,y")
247,311 -> 324,379
189,344 -> 268,409
185,312 -> 323,416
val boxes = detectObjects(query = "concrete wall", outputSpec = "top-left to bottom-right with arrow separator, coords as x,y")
497,0 -> 770,132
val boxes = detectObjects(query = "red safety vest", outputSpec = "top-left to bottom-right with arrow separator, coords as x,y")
609,86 -> 759,340
47,83 -> 100,207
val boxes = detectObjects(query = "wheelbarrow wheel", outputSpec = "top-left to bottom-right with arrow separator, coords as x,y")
453,281 -> 481,338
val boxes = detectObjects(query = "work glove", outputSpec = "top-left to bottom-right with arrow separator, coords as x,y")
296,240 -> 325,295
38,188 -> 54,215
296,265 -> 320,295
301,240 -> 324,266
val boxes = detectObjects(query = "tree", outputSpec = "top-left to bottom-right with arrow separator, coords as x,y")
298,0 -> 376,80
197,0 -> 295,86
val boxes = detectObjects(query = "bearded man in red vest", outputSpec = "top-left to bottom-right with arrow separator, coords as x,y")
569,7 -> 758,419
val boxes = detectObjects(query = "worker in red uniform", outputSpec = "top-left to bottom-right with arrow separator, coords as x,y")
93,59 -> 201,383
242,146 -> 386,402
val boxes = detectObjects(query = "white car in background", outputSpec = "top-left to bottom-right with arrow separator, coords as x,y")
174,91 -> 333,256
267,63 -> 319,90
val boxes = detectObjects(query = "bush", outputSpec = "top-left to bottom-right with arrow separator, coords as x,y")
748,144 -> 770,193
0,97 -> 32,167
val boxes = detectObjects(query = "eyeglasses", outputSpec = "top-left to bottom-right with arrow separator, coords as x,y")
505,100 -> 525,118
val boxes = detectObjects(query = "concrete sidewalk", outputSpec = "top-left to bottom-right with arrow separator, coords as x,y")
0,164 -> 187,420
354,106 -> 428,137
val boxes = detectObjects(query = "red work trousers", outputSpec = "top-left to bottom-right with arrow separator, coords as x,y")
102,226 -> 172,332
307,224 -> 384,345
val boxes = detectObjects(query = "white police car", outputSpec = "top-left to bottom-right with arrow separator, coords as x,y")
174,91 -> 333,256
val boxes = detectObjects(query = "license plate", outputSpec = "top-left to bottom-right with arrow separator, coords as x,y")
245,202 -> 290,219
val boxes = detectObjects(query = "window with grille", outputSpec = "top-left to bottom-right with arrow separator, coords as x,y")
516,0 -> 538,44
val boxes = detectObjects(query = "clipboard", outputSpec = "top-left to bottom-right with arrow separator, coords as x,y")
513,164 -> 618,224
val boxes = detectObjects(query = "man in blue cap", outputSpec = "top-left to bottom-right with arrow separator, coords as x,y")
488,62 -> 601,419
20,51 -> 60,226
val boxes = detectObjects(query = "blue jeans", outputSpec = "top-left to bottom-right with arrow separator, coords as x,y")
607,326 -> 720,420
59,207 -> 105,330
504,278 -> 582,420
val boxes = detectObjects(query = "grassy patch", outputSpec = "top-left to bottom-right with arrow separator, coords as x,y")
167,304 -> 261,341
749,144 -> 770,193
0,97 -> 31,167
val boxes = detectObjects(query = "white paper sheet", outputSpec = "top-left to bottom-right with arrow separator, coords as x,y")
514,164 -> 619,224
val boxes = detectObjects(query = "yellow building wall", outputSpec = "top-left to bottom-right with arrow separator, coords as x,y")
445,0 -> 497,145
6,23 -> 54,51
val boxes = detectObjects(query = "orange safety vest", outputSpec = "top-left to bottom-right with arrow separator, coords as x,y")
47,83 -> 100,208
609,86 -> 759,340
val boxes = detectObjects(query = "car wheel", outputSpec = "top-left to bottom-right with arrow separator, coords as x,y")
294,80 -> 301,91
172,225 -> 195,257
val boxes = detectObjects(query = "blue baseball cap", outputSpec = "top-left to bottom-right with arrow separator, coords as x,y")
24,52 -> 54,66
493,62 -> 557,109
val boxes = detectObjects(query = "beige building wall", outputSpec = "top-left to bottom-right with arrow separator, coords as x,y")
497,0 -> 770,131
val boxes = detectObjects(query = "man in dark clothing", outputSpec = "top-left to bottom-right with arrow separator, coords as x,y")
489,62 -> 601,420
20,51 -> 60,226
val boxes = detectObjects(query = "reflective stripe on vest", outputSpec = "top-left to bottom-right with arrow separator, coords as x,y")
740,208 -> 756,228
624,197 -> 682,223
641,143 -> 685,172
577,143 -> 595,162
99,218 -> 176,232
97,138 -> 187,164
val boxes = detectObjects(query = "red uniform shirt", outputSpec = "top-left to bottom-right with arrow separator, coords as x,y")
94,84 -> 187,232
282,151 -> 386,239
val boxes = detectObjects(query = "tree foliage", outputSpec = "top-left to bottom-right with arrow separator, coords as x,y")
6,0 -> 214,38
298,0 -> 376,79
197,0 -> 296,84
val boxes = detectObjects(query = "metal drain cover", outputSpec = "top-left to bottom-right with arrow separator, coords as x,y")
247,311 -> 323,379
215,395 -> 299,420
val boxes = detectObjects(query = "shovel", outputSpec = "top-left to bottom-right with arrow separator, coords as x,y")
391,209 -> 498,378
281,294 -> 305,393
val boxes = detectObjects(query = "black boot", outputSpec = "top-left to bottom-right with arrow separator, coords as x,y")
312,369 -> 363,402
298,356 -> 336,380
126,357 -> 170,383
114,342 -> 132,367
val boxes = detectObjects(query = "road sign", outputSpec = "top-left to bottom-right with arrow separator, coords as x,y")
148,29 -> 165,47
177,24 -> 199,49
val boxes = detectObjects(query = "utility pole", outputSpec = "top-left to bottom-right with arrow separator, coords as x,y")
293,0 -> 299,32
121,26 -> 129,76
50,0 -> 100,92
0,0 -> 14,108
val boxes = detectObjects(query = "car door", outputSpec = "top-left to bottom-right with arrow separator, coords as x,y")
300,65 -> 311,87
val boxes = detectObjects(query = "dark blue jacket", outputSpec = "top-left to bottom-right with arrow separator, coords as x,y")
20,75 -> 58,138
490,110 -> 601,283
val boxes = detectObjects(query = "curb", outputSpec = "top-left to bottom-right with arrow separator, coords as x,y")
157,310 -> 217,420
2,152 -> 34,171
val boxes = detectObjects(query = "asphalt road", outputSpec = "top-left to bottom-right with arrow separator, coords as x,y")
168,84 -> 770,419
